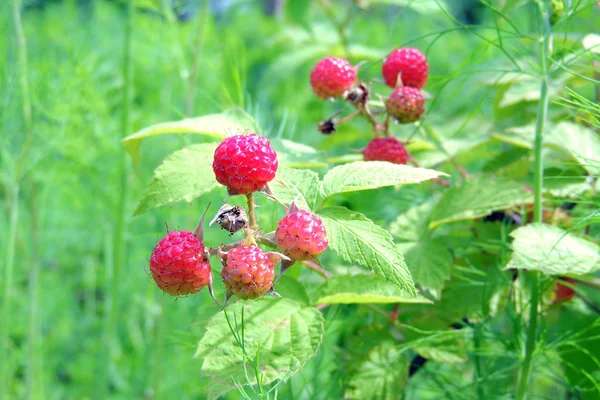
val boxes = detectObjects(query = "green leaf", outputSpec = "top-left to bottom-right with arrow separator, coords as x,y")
583,34 -> 600,54
313,274 -> 432,305
402,238 -> 453,295
122,109 -> 258,168
429,176 -> 533,229
495,122 -> 600,175
275,275 -> 311,305
269,167 -> 321,210
506,223 -> 600,275
499,77 -> 564,108
133,143 -> 218,215
195,298 -> 324,399
370,0 -> 448,14
317,207 -> 416,295
415,345 -> 468,364
389,202 -> 434,242
400,316 -> 469,363
320,161 -> 445,200
435,253 -> 510,321
346,341 -> 409,400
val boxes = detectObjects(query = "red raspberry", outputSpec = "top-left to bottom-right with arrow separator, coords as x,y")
382,48 -> 428,89
275,210 -> 328,261
149,230 -> 211,296
553,279 -> 576,304
310,57 -> 356,99
386,86 -> 425,124
212,134 -> 278,195
363,137 -> 409,165
221,245 -> 275,299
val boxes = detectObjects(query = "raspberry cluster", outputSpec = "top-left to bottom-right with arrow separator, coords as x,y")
148,133 -> 329,303
310,48 -> 430,166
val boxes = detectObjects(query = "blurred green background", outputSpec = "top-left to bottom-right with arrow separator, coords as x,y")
1,0 -> 599,398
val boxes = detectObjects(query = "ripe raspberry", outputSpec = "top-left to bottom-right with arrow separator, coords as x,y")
212,134 -> 278,195
150,230 -> 211,296
363,137 -> 409,165
553,279 -> 575,304
382,48 -> 428,89
275,210 -> 328,261
222,245 -> 275,299
310,57 -> 356,99
386,86 -> 425,124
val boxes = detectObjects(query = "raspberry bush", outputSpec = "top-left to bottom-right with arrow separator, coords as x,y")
123,5 -> 600,394
9,1 -> 596,399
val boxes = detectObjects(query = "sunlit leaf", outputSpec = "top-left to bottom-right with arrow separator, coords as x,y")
122,109 -> 258,168
195,298 -> 324,399
506,223 -> 600,275
133,143 -> 218,215
318,207 -> 416,294
320,161 -> 445,199
314,274 -> 431,305
429,176 -> 533,229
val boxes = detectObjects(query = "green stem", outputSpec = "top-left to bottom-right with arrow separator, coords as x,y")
97,0 -> 133,396
0,184 -> 19,398
27,181 -> 40,400
186,0 -> 209,116
246,193 -> 258,231
515,2 -> 551,399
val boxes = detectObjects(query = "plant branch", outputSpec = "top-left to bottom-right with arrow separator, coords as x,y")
301,260 -> 332,279
317,0 -> 351,58
515,2 -> 551,399
246,193 -> 258,231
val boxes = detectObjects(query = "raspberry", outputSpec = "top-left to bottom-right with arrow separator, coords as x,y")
382,48 -> 428,89
310,57 -> 356,99
221,245 -> 275,299
386,86 -> 425,124
212,134 -> 278,195
363,137 -> 409,165
149,230 -> 211,296
553,279 -> 575,304
275,210 -> 328,261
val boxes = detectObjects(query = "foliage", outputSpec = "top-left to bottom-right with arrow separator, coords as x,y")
1,0 -> 600,399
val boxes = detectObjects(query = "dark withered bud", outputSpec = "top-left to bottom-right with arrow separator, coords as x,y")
209,204 -> 248,235
318,119 -> 336,135
344,82 -> 369,106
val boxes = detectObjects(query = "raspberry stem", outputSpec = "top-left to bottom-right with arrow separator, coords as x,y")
246,193 -> 258,231
302,260 -> 332,279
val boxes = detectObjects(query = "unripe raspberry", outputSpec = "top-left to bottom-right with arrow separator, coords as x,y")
149,230 -> 211,296
382,48 -> 428,89
386,86 -> 425,124
310,57 -> 356,99
363,137 -> 409,165
275,210 -> 328,261
222,245 -> 275,299
212,134 -> 278,195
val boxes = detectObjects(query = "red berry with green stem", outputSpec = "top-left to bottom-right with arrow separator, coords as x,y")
149,230 -> 211,296
310,57 -> 356,99
382,48 -> 428,89
386,86 -> 425,124
276,210 -> 328,261
212,133 -> 278,195
363,137 -> 409,165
